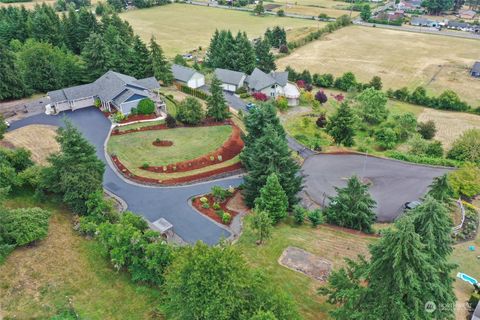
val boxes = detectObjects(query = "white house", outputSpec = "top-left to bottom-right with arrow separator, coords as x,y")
214,68 -> 246,92
246,68 -> 300,106
171,64 -> 205,89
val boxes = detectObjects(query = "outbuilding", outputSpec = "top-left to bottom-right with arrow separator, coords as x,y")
171,64 -> 205,89
214,68 -> 247,92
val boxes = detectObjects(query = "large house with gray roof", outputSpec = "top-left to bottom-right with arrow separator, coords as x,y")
246,68 -> 300,106
214,68 -> 247,92
171,64 -> 205,89
47,71 -> 161,115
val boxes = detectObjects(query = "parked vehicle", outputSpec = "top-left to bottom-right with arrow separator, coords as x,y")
245,102 -> 256,111
404,200 -> 421,210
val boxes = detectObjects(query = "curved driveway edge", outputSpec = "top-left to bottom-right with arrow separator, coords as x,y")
8,108 -> 244,245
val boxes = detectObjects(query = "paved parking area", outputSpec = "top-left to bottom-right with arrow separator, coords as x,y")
302,154 -> 452,222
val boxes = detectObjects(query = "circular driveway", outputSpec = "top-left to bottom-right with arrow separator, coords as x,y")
302,154 -> 452,222
8,108 -> 243,245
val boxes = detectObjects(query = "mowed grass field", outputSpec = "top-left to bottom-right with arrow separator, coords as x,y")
0,194 -> 162,319
277,26 -> 480,106
120,3 -> 322,56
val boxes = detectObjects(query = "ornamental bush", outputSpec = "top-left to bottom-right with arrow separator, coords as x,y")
447,129 -> 480,165
417,120 -> 436,140
165,114 -> 177,128
0,207 -> 51,247
276,96 -> 289,111
315,90 -> 328,104
252,92 -> 268,101
137,98 -> 156,115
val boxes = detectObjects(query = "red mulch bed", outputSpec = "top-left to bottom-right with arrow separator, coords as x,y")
111,155 -> 243,185
119,113 -> 157,124
141,123 -> 243,174
192,191 -> 240,226
111,119 -> 233,136
152,140 -> 173,147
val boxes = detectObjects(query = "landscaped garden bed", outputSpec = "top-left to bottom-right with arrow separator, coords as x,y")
118,113 -> 158,123
152,139 -> 173,147
192,186 -> 241,226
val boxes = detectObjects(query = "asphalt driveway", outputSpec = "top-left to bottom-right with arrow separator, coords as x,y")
302,154 -> 451,222
8,108 -> 243,245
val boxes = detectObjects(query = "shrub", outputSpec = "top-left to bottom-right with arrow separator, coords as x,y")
212,202 -> 221,210
293,205 -> 307,224
199,197 -> 208,203
276,96 -> 289,111
130,107 -> 138,115
137,98 -> 156,115
235,86 -> 247,94
94,98 -> 102,108
417,120 -> 436,140
316,113 -> 327,128
447,129 -> 480,165
239,93 -> 251,99
176,97 -> 204,125
436,90 -> 469,111
166,114 -> 177,128
334,72 -> 357,91
299,91 -> 314,105
296,80 -> 306,88
142,163 -> 149,169
313,73 -> 334,88
448,163 -> 480,198
222,212 -> 231,223
279,44 -> 289,54
202,203 -> 210,209
385,151 -> 459,167
374,127 -> 397,150
252,92 -> 268,101
211,186 -> 232,203
113,112 -> 126,123
0,207 -> 51,246
315,90 -> 328,104
307,209 -> 323,227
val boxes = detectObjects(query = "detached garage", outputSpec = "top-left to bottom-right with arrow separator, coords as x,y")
172,64 -> 205,89
214,68 -> 246,92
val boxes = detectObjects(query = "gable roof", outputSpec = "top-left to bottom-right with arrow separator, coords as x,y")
472,61 -> 480,73
171,64 -> 201,82
246,68 -> 289,91
214,68 -> 246,85
47,70 -> 159,104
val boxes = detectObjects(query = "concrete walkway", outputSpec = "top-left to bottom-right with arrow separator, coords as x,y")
8,108 -> 243,245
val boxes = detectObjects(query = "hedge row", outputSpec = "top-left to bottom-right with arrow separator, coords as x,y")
287,15 -> 352,51
178,84 -> 210,100
385,151 -> 460,167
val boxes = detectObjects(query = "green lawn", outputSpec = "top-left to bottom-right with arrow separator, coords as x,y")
117,120 -> 165,132
107,125 -> 232,167
0,193 -> 163,319
120,3 -> 322,56
236,217 -> 376,320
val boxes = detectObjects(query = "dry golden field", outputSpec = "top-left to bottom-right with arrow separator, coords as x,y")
2,125 -> 59,165
277,26 -> 480,106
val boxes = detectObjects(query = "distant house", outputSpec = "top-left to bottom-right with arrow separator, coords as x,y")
171,64 -> 205,89
410,17 -> 438,27
214,68 -> 247,92
396,0 -> 422,10
447,21 -> 474,31
246,68 -> 300,106
47,71 -> 161,115
458,9 -> 476,20
472,61 -> 480,78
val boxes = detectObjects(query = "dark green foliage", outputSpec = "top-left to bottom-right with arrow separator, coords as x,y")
374,126 -> 397,150
333,72 -> 357,91
409,86 -> 430,106
264,26 -> 287,48
307,209 -> 323,227
356,88 -> 388,124
0,207 -> 51,246
178,84 -> 210,100
423,0 -> 453,14
39,120 -> 105,215
255,37 -> 276,73
241,104 -> 302,208
176,97 -> 204,125
313,73 -> 334,88
437,89 -> 469,111
447,129 -> 480,165
0,148 -> 35,190
325,176 -> 376,233
0,44 -> 27,101
82,32 -> 110,81
360,4 -> 371,20
149,36 -> 173,85
392,112 -> 417,142
250,210 -> 273,244
427,174 -> 454,203
368,75 -> 382,90
417,120 -> 436,140
79,190 -> 119,235
137,98 -> 155,114
254,0 -> 265,15
211,185 -> 232,203
164,242 -> 300,320
292,205 -> 307,225
254,172 -> 289,223
130,35 -> 152,79
207,76 -> 230,121
165,114 -> 177,128
326,102 -> 356,147
385,150 -> 459,167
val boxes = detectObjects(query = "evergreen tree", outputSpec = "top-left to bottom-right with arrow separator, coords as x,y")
63,8 -> 80,54
0,44 -> 27,100
242,102 -> 285,148
250,210 -> 273,244
254,1 -> 265,15
427,174 -> 454,203
325,176 -> 376,233
82,32 -> 110,81
40,120 -> 105,215
207,75 -> 230,121
205,29 -> 221,68
254,172 -> 289,223
255,38 -> 276,73
149,36 -> 173,85
28,4 -> 63,47
326,102 -> 356,147
77,8 -> 98,48
221,30 -> 236,70
241,125 -> 302,208
271,26 -> 287,48
234,32 -> 256,73
130,35 -> 151,79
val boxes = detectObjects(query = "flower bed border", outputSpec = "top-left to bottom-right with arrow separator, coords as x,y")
111,155 -> 243,186
192,191 -> 241,226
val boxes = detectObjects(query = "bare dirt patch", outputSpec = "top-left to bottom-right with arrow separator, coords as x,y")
279,246 -> 333,281
2,125 -> 59,165
418,108 -> 480,149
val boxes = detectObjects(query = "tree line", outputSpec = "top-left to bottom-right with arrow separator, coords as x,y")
0,5 -> 173,101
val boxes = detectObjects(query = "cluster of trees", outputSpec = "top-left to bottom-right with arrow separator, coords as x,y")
206,29 -> 276,73
321,182 -> 457,319
0,6 -> 172,100
176,76 -> 230,124
264,26 -> 287,49
423,0 -> 454,14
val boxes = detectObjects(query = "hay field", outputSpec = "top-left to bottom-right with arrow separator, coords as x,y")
2,125 -> 59,165
277,26 -> 480,106
120,3 -> 322,56
418,109 -> 480,149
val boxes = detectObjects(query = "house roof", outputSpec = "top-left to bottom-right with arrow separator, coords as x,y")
171,64 -> 201,83
48,70 -> 159,104
448,21 -> 471,28
214,68 -> 246,85
246,68 -> 289,91
472,61 -> 480,73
